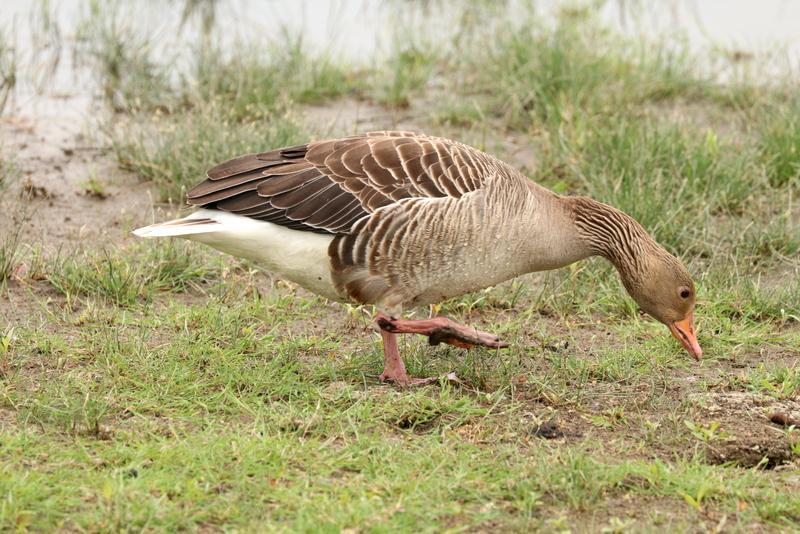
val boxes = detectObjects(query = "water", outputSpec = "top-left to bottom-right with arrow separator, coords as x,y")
1,0 -> 799,108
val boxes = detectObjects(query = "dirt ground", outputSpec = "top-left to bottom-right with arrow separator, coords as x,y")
1,97 -> 153,246
4,92 -> 800,466
2,88 -> 800,531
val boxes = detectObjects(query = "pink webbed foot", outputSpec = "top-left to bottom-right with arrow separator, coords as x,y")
375,313 -> 508,350
379,370 -> 459,387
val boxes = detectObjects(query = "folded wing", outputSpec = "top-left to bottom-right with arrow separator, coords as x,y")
186,131 -> 507,235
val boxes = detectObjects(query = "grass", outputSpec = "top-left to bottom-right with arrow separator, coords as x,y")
76,1 -> 359,117
0,156 -> 22,285
110,102 -> 306,201
0,279 -> 798,530
1,429 -> 798,530
0,27 -> 15,115
543,118 -> 759,253
188,37 -> 359,117
74,0 -> 172,113
2,0 -> 800,530
372,37 -> 439,108
439,6 -> 717,132
757,99 -> 800,187
737,364 -> 800,399
2,284 -> 799,530
0,227 -> 21,285
46,239 -> 223,307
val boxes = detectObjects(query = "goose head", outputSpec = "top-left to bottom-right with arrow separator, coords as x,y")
621,250 -> 702,360
568,196 -> 703,360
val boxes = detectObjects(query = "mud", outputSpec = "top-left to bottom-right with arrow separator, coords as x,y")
689,391 -> 800,468
0,96 -> 156,252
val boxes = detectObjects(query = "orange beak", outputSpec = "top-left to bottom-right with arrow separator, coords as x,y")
668,309 -> 702,360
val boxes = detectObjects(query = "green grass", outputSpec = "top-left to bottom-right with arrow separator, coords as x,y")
0,226 -> 21,285
46,239 -> 223,307
2,283 -> 799,530
74,0 -> 173,113
756,99 -> 800,187
438,6 -> 717,132
543,118 -> 759,253
110,102 -> 306,201
3,0 -> 800,530
0,27 -> 16,115
0,156 -> 21,284
736,364 -> 800,399
2,427 -> 799,530
189,37 -> 360,117
372,39 -> 439,108
76,1 -> 358,116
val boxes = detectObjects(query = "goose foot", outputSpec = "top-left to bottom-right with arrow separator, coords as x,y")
380,370 -> 460,387
376,313 -> 508,350
378,328 -> 458,386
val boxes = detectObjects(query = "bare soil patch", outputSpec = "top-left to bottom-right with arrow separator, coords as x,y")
1,97 -> 156,252
689,391 -> 800,468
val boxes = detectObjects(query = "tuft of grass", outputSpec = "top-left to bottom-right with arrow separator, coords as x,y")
736,365 -> 800,399
18,385 -> 111,438
46,239 -> 221,306
704,270 -> 800,324
110,102 -> 306,201
551,118 -> 759,253
0,157 -> 23,285
448,9 -> 713,132
757,100 -> 800,187
0,27 -> 16,115
80,172 -> 110,199
0,226 -> 22,285
76,2 -> 359,117
372,40 -> 439,108
74,1 -> 173,113
189,36 -> 360,119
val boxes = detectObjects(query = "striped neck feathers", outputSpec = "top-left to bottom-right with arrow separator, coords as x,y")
564,195 -> 697,339
566,196 -> 662,283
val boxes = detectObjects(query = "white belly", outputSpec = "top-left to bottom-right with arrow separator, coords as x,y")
186,210 -> 340,300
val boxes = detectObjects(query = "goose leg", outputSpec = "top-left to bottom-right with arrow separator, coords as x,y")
378,329 -> 439,386
376,313 -> 508,350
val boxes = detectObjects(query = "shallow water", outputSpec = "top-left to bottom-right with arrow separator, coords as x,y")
1,0 -> 798,109
5,0 -> 795,54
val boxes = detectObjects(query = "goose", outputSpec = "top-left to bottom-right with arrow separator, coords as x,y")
134,131 -> 702,385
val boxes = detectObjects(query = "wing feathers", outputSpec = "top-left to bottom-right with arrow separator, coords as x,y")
256,167 -> 321,196
207,153 -> 275,179
186,131 -> 511,237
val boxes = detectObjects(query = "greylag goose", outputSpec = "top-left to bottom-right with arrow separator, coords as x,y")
134,131 -> 702,385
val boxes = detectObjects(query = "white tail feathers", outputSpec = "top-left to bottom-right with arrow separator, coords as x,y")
130,208 -> 339,299
132,217 -> 223,238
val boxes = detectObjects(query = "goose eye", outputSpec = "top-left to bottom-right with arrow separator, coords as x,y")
679,287 -> 691,299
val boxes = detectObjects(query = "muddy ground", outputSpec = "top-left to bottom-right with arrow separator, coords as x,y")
2,89 -> 799,532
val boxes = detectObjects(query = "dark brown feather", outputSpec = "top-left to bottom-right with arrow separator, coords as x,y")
207,153 -> 272,179
187,169 -> 266,199
302,192 -> 355,225
187,180 -> 261,205
286,185 -> 345,220
270,178 -> 335,210
215,194 -> 270,212
256,168 -> 321,196
186,131 -> 508,238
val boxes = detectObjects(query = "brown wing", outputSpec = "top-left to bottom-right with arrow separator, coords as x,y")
186,131 -> 507,235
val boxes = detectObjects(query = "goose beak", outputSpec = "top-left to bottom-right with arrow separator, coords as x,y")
668,310 -> 702,360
